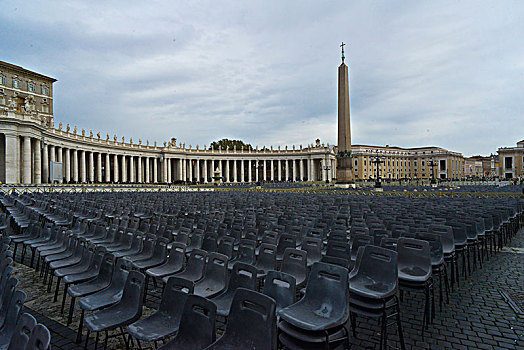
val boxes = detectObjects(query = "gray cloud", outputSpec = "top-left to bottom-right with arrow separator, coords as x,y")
1,0 -> 523,156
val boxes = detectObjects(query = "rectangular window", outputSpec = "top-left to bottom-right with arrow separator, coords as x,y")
422,160 -> 425,166
28,83 -> 36,92
0,76 -> 5,85
504,157 -> 512,169
13,80 -> 21,89
42,105 -> 49,113
354,159 -> 358,166
42,86 -> 49,95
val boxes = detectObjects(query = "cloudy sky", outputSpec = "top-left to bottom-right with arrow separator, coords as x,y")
1,1 -> 523,156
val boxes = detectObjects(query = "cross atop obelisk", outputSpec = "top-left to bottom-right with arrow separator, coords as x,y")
340,42 -> 345,63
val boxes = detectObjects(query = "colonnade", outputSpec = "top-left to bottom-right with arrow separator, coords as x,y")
0,133 -> 337,184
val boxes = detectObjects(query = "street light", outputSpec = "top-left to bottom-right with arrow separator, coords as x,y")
370,153 -> 386,188
323,163 -> 331,184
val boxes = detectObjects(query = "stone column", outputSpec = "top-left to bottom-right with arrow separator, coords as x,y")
218,159 -> 222,178
72,149 -> 79,183
240,160 -> 245,183
203,160 -> 208,183
188,159 -> 193,182
308,158 -> 313,181
4,134 -> 20,184
97,153 -> 102,182
130,156 -> 135,182
63,149 -> 70,182
167,158 -> 173,182
89,152 -> 94,183
210,160 -> 215,180
137,156 -> 142,183
145,157 -> 150,183
270,160 -> 274,181
263,160 -> 266,181
153,158 -> 158,183
121,155 -> 126,183
174,159 -> 180,182
22,136 -> 32,184
162,158 -> 167,183
300,159 -> 304,181
255,160 -> 259,182
277,160 -> 282,181
248,160 -> 252,182
225,160 -> 230,182
195,160 -> 200,182
42,144 -> 49,183
285,160 -> 289,181
180,158 -> 185,182
113,154 -> 119,183
321,159 -> 327,182
105,154 -> 110,182
233,160 -> 237,182
33,139 -> 41,184
292,159 -> 297,182
49,145 -> 56,163
56,148 -> 63,183
80,150 -> 86,183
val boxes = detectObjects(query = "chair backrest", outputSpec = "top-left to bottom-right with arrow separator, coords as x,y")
0,276 -> 18,321
218,288 -> 276,349
234,239 -> 255,264
184,249 -> 208,275
1,290 -> 26,341
350,234 -> 373,261
7,313 -> 37,350
25,324 -> 51,350
326,240 -> 350,260
255,243 -> 277,270
262,271 -> 296,314
352,245 -> 397,293
277,234 -> 296,257
397,237 -> 431,275
0,257 -> 13,278
118,270 -> 145,311
416,232 -> 444,264
226,262 -> 257,293
203,252 -> 228,282
173,295 -> 217,349
161,277 -> 194,318
280,248 -> 307,278
216,237 -> 234,259
202,235 -> 217,252
380,237 -> 398,251
301,237 -> 322,260
167,242 -> 186,266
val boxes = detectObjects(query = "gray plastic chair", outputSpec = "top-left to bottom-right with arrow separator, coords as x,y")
227,239 -> 255,270
158,295 -> 217,350
210,262 -> 257,317
84,271 -> 145,350
262,271 -> 296,315
194,252 -> 229,298
205,288 -> 276,350
348,245 -> 404,350
0,290 -> 26,348
301,237 -> 322,267
25,324 -> 51,350
5,313 -> 37,350
254,243 -> 277,279
0,277 -> 18,329
146,243 -> 186,279
280,248 -> 307,289
66,253 -> 115,325
76,258 -> 132,343
127,277 -> 193,344
162,249 -> 207,284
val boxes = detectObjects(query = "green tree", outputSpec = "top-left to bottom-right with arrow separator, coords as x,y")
210,138 -> 253,151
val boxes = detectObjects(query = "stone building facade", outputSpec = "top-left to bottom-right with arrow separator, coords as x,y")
498,140 -> 524,179
351,145 -> 464,180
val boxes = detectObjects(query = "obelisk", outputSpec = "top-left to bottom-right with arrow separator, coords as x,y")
336,42 -> 354,185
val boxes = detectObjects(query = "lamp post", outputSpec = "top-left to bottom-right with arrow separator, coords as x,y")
370,153 -> 386,188
323,164 -> 331,184
428,158 -> 437,185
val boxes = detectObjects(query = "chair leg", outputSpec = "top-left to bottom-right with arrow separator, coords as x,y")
68,296 -> 76,326
395,297 -> 406,350
438,270 -> 443,312
54,278 -> 61,302
61,285 -> 68,313
103,330 -> 108,350
350,312 -> 357,338
382,309 -> 388,350
95,331 -> 99,350
84,329 -> 90,349
76,309 -> 85,343
443,264 -> 450,304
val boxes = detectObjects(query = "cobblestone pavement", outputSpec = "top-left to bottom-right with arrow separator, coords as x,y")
10,228 -> 524,350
